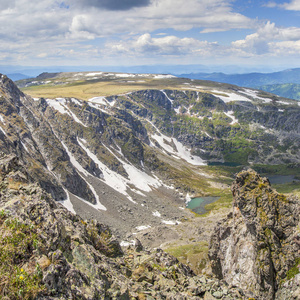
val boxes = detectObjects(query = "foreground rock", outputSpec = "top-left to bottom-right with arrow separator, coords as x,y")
0,154 -> 246,299
209,169 -> 300,299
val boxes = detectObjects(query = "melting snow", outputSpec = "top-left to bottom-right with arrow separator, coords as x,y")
58,189 -> 76,214
136,225 -> 151,231
152,211 -> 161,217
241,89 -> 272,103
224,111 -> 238,125
71,98 -> 82,106
211,90 -> 251,103
162,220 -> 181,225
154,75 -> 176,79
161,90 -> 174,104
120,240 -> 136,247
46,98 -> 87,127
151,133 -> 206,165
21,141 -> 29,152
88,97 -> 108,105
0,115 -> 5,124
85,72 -> 103,76
61,141 -> 106,210
0,126 -> 7,136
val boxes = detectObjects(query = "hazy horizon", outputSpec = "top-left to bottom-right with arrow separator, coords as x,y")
0,0 -> 300,74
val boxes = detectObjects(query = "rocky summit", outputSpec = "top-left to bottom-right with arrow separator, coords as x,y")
209,169 -> 300,299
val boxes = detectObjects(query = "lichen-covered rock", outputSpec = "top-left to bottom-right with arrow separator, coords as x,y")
0,154 -> 247,299
209,169 -> 300,299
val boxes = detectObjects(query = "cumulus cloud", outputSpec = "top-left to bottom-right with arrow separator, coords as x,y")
281,0 -> 300,10
106,33 -> 222,58
265,0 -> 300,11
232,22 -> 300,55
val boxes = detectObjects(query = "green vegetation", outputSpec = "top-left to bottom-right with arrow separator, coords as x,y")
0,212 -> 45,299
286,258 -> 300,280
258,83 -> 300,100
165,241 -> 209,274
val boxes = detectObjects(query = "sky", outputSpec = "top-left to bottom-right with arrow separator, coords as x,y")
0,0 -> 300,73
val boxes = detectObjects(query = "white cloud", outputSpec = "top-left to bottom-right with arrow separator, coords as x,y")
232,22 -> 300,55
106,33 -> 219,56
281,0 -> 300,11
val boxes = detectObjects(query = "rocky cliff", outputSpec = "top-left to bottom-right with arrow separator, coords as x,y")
209,169 -> 300,299
0,154 -> 248,299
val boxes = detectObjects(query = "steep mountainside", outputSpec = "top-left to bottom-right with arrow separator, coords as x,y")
2,73 -> 300,238
258,83 -> 300,101
0,152 -> 299,299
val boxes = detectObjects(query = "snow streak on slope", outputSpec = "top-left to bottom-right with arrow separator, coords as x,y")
61,141 -> 106,211
101,143 -> 161,193
46,98 -> 87,127
224,111 -> 238,125
77,138 -> 161,203
148,120 -> 206,166
58,189 -> 76,214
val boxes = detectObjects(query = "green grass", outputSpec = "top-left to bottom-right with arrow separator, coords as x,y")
164,241 -> 209,275
0,212 -> 45,299
286,258 -> 300,280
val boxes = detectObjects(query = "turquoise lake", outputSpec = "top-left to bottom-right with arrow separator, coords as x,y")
186,196 -> 220,214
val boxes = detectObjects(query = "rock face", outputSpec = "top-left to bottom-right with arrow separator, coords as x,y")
209,169 -> 300,299
0,154 -> 247,299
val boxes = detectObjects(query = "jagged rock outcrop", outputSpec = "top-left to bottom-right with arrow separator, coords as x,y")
0,154 -> 247,299
209,169 -> 300,299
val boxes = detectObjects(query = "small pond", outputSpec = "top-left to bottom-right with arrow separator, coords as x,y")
266,175 -> 298,185
186,196 -> 220,215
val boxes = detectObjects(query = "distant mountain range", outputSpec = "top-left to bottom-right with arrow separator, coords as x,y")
179,68 -> 300,86
179,68 -> 300,100
6,73 -> 30,81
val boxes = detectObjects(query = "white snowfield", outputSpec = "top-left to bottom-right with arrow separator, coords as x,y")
211,90 -> 251,103
46,98 -> 87,127
77,138 -> 162,203
240,89 -> 272,103
150,132 -> 206,166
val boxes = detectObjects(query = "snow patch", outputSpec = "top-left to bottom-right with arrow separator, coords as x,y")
185,193 -> 191,204
88,97 -> 108,105
161,90 -> 174,104
21,141 -> 29,152
241,89 -> 272,103
224,111 -> 238,125
151,133 -> 205,165
152,211 -> 161,217
0,115 -> 5,124
0,126 -> 7,136
211,90 -> 251,103
71,98 -> 82,106
61,141 -> 106,210
154,74 -> 176,79
136,225 -> 151,231
120,240 -> 136,247
162,220 -> 181,225
58,189 -> 76,214
85,72 -> 103,76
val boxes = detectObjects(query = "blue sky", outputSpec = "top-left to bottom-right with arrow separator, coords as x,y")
0,0 -> 299,73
